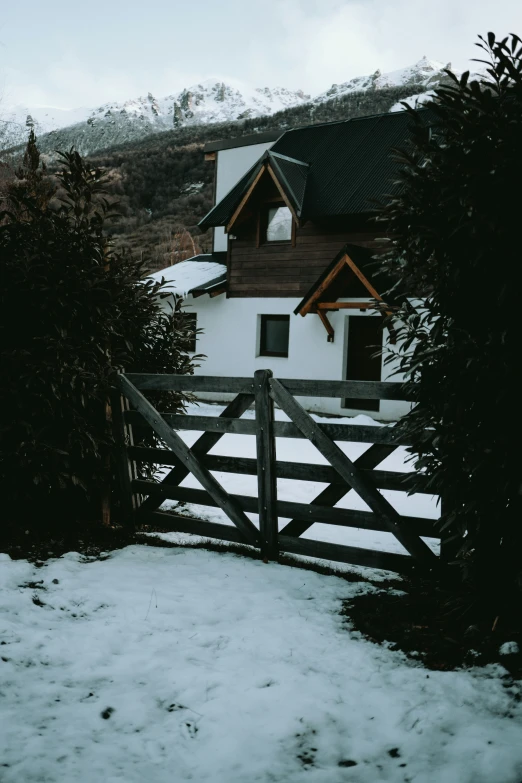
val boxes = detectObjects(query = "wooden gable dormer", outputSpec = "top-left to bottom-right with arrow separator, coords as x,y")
226,153 -> 306,238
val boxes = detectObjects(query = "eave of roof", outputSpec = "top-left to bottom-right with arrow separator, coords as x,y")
190,271 -> 227,297
199,156 -> 265,230
148,254 -> 227,298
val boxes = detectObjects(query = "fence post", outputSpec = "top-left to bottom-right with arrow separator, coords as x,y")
254,369 -> 279,561
111,384 -> 140,529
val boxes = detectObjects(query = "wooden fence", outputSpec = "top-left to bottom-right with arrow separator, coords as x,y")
112,371 -> 445,575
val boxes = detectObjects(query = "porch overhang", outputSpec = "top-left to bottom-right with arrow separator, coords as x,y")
294,243 -> 395,343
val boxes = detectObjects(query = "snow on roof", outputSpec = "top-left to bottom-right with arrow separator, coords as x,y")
147,255 -> 227,298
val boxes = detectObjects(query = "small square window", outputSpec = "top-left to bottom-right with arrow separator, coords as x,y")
260,315 -> 290,357
265,205 -> 292,242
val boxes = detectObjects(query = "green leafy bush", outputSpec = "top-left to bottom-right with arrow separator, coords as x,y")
0,134 -> 198,537
379,33 -> 522,613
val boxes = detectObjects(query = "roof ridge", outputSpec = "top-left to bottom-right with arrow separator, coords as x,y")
268,155 -> 308,217
269,151 -> 309,167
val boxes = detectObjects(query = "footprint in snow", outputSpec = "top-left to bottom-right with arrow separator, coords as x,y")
181,720 -> 199,739
294,724 -> 318,768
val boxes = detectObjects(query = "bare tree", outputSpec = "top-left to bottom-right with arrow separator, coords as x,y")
149,227 -> 202,273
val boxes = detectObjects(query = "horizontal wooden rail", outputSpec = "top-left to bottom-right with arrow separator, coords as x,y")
125,411 -> 414,446
278,535 -> 413,573
125,374 -> 416,401
128,447 -> 434,494
133,480 -> 440,538
114,372 -> 445,575
126,374 -> 255,394
143,510 -> 414,573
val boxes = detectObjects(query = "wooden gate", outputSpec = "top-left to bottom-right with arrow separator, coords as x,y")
112,371 -> 444,575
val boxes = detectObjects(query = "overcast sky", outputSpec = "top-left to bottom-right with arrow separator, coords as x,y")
1,0 -> 521,109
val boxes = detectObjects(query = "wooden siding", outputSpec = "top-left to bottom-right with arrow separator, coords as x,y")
228,219 -> 386,298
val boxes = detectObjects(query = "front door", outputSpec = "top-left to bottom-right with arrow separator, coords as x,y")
343,315 -> 382,412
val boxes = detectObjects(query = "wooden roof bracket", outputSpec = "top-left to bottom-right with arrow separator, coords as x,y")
317,309 -> 335,342
342,253 -> 397,344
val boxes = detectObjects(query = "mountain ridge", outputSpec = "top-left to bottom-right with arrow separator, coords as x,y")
1,57 -> 459,156
0,57 -> 468,275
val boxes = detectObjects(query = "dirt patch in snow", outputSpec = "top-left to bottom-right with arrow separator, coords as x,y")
342,580 -> 522,679
0,524 -> 135,564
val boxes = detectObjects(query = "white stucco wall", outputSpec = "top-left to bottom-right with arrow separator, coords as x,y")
164,294 -> 410,421
213,142 -> 275,252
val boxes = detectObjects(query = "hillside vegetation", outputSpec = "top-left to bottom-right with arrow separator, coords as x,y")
86,84 -> 423,271
3,84 -> 422,273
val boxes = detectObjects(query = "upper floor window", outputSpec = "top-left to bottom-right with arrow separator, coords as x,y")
265,205 -> 292,243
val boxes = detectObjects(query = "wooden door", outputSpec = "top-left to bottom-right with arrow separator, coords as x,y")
344,316 -> 382,412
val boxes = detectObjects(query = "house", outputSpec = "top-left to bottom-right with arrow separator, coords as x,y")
152,109 -> 433,420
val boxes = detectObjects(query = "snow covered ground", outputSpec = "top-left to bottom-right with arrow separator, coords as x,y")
157,402 -> 440,558
1,546 -> 522,782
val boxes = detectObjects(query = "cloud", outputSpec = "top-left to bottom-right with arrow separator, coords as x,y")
2,0 -> 522,109
3,62 -> 136,110
3,57 -> 246,111
242,0 -> 522,93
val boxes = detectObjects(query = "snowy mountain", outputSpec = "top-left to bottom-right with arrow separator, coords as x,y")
314,56 -> 454,103
1,58 -> 462,155
169,82 -> 311,126
1,81 -> 311,154
5,81 -> 311,134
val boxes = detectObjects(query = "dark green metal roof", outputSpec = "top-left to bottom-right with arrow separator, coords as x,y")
199,108 -> 436,229
268,152 -> 309,216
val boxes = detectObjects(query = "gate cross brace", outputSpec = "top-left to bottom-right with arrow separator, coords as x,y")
269,378 -> 437,568
138,392 -> 255,514
280,443 -> 397,537
117,375 -> 260,547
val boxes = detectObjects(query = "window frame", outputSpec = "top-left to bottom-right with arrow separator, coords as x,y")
258,202 -> 294,246
259,314 -> 290,358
